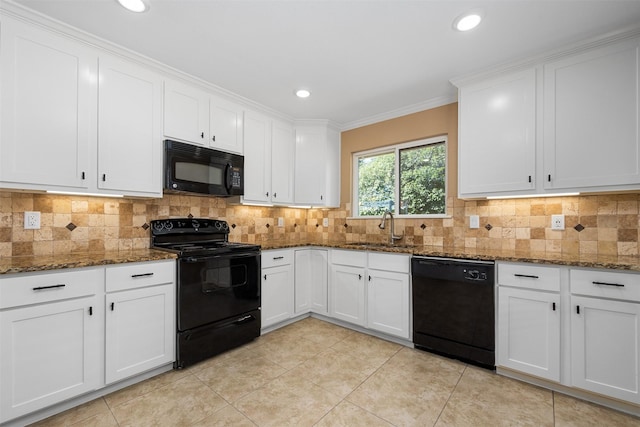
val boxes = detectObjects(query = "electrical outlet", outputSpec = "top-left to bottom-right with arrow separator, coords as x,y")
277,217 -> 284,227
24,211 -> 41,230
469,215 -> 480,229
551,214 -> 565,230
323,218 -> 329,227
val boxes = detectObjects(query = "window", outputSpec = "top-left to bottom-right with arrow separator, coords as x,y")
353,136 -> 446,217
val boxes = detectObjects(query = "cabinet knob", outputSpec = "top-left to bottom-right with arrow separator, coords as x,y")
81,171 -> 86,180
212,135 -> 216,142
358,274 -> 362,280
201,132 -> 204,139
263,274 -> 267,281
266,192 -> 269,197
273,192 -> 277,198
111,302 -> 115,311
102,174 -> 106,181
89,306 -> 93,316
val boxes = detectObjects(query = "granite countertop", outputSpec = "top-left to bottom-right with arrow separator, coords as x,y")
261,241 -> 640,272
3,242 -> 640,274
0,249 -> 177,275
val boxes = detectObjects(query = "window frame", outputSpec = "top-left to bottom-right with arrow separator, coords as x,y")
351,135 -> 448,219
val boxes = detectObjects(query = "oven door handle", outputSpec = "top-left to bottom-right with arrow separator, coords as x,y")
183,252 -> 259,263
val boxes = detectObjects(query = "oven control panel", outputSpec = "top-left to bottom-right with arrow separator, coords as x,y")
150,218 -> 229,234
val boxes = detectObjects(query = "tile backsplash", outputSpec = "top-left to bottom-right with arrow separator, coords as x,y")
1,190 -> 639,258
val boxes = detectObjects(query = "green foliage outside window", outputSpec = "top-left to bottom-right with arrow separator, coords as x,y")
355,139 -> 446,216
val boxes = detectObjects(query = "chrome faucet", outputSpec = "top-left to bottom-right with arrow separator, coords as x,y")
378,210 -> 404,244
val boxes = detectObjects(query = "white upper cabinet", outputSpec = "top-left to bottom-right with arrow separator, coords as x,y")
97,54 -> 163,196
458,69 -> 536,197
0,15 -> 96,191
242,110 -> 272,203
0,16 -> 163,197
543,37 -> 640,190
455,34 -> 640,198
210,97 -> 244,154
271,119 -> 295,204
163,79 -> 244,154
163,80 -> 209,145
294,122 -> 340,207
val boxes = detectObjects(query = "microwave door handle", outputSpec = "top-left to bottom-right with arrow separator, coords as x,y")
224,163 -> 233,193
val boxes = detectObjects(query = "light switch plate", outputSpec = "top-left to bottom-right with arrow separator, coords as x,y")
469,215 -> 480,229
322,218 -> 329,227
551,214 -> 565,230
24,211 -> 41,229
277,217 -> 284,227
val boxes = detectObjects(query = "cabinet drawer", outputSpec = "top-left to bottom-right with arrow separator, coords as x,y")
331,249 -> 366,268
498,262 -> 560,292
106,260 -> 175,293
368,252 -> 410,273
261,249 -> 293,269
571,269 -> 640,302
0,268 -> 103,309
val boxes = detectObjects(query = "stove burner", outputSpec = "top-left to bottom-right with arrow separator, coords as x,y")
150,218 -> 260,256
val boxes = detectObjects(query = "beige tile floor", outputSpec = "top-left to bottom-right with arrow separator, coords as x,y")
31,317 -> 640,427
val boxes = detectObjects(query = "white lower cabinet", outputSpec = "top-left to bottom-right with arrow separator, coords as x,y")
569,267 -> 640,404
498,287 -> 560,381
261,250 -> 294,329
367,269 -> 410,339
331,263 -> 367,326
0,269 -> 103,423
105,261 -> 175,384
0,260 -> 176,425
497,262 -> 640,407
294,249 -> 328,315
329,250 -> 410,339
571,296 -> 640,403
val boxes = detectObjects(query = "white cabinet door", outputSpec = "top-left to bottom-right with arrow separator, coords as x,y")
544,38 -> 640,190
97,54 -> 163,196
261,264 -> 294,328
330,264 -> 366,326
0,16 -> 96,190
458,68 -> 536,196
0,297 -> 100,423
367,270 -> 410,339
105,284 -> 174,384
209,96 -> 243,154
571,295 -> 640,403
243,110 -> 271,203
271,120 -> 295,204
163,80 -> 209,145
295,249 -> 328,315
498,287 -> 560,381
294,125 -> 327,205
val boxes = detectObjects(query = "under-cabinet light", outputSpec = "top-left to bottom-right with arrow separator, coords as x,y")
486,192 -> 579,200
47,191 -> 125,198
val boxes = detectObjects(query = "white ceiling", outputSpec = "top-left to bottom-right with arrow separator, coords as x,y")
9,0 -> 640,128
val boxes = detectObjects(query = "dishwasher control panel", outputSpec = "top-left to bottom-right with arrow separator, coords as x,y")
463,269 -> 488,281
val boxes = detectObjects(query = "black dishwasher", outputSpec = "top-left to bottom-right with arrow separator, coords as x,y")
412,256 -> 495,369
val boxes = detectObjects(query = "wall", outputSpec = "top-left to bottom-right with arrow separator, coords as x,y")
0,191 -> 331,257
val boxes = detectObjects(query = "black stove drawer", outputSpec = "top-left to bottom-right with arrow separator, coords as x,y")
176,309 -> 260,369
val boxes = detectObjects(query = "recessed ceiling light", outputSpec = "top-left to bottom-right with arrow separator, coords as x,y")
453,12 -> 482,32
296,89 -> 311,98
117,0 -> 148,13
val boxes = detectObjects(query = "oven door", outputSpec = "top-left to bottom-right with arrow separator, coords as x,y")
177,251 -> 260,332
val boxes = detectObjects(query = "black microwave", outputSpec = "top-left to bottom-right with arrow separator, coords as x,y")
164,140 -> 244,197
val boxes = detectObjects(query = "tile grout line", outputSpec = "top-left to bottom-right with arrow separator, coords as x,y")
432,363 -> 468,426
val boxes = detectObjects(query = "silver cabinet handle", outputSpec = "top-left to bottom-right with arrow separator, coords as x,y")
514,274 -> 539,279
273,256 -> 284,260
